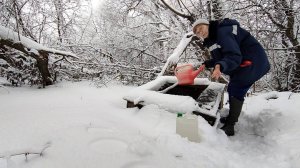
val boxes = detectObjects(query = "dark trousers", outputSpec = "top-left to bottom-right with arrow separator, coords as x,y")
227,82 -> 252,101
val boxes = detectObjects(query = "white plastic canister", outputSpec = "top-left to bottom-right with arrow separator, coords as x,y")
176,113 -> 200,143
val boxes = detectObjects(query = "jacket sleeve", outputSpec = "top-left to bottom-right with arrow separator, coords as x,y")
216,26 -> 242,73
203,59 -> 217,68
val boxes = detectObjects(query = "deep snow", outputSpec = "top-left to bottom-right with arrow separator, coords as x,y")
0,81 -> 300,168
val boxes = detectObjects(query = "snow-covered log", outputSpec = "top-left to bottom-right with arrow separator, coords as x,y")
0,25 -> 77,86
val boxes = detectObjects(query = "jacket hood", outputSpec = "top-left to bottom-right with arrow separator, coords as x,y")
219,18 -> 240,27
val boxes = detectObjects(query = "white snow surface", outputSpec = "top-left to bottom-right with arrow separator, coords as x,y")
123,76 -> 225,116
0,81 -> 300,168
125,89 -> 199,114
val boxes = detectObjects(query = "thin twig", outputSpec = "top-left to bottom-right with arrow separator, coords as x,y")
0,142 -> 51,160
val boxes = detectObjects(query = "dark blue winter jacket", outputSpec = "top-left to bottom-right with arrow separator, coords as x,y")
203,19 -> 270,85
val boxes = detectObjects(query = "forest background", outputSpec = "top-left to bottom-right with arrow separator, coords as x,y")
0,0 -> 299,92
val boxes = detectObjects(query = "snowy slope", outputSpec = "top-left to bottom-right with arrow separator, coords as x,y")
0,82 -> 299,168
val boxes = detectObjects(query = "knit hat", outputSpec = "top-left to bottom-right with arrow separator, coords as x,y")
192,19 -> 209,33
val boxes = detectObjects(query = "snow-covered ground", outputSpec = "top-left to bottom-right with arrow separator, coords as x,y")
0,81 -> 299,168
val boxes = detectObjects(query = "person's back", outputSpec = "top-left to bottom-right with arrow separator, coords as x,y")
204,18 -> 270,86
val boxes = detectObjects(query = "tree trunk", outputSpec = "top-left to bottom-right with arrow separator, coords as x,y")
0,39 -> 53,86
53,0 -> 65,43
37,51 -> 53,86
293,47 -> 300,90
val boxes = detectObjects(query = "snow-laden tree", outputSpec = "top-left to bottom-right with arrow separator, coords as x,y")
0,0 -> 86,86
248,0 -> 300,91
88,0 -> 195,84
159,0 -> 300,91
0,0 -> 299,91
216,0 -> 300,91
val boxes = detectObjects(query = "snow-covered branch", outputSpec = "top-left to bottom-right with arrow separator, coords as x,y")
0,25 -> 77,59
158,32 -> 194,76
249,1 -> 285,30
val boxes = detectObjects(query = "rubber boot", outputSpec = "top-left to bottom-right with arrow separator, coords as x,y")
221,97 -> 244,136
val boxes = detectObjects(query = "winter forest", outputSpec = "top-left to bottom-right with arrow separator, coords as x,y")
1,1 -> 300,168
0,0 -> 299,91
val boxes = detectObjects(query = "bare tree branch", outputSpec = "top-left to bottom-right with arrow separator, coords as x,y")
250,0 -> 286,29
160,0 -> 195,23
